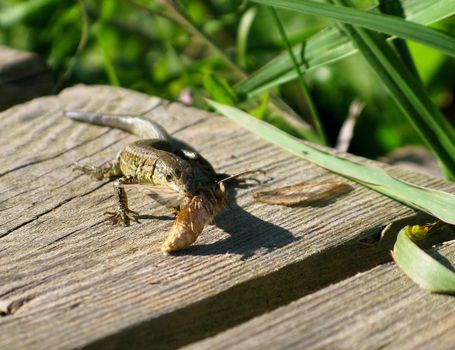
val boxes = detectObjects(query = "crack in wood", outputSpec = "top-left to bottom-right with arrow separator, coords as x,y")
45,221 -> 104,247
0,297 -> 32,317
0,129 -> 113,178
0,182 -> 108,238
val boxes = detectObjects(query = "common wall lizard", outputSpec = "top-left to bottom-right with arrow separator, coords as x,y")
65,110 -> 220,226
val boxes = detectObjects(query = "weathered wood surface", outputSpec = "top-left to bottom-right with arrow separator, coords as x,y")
0,85 -> 454,350
184,239 -> 455,350
0,46 -> 53,111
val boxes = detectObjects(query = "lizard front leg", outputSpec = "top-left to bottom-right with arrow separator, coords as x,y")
105,177 -> 140,226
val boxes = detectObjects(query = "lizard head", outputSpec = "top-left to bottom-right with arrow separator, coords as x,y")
156,154 -> 197,197
164,165 -> 196,196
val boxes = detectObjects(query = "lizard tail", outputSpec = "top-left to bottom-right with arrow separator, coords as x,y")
64,111 -> 170,141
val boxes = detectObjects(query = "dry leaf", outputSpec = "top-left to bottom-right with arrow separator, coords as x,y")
253,179 -> 351,207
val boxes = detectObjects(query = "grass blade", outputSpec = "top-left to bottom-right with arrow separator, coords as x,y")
208,100 -> 455,225
236,0 -> 455,96
331,0 -> 455,179
392,226 -> 455,294
0,0 -> 58,27
378,0 -> 421,81
269,7 -> 327,145
132,0 -> 316,136
237,7 -> 257,68
94,28 -> 120,86
250,0 -> 455,57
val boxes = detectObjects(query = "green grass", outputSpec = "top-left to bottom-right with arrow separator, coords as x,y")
210,99 -> 455,294
393,225 -> 455,295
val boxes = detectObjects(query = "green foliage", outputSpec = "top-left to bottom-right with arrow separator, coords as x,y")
203,73 -> 237,105
209,99 -> 455,225
235,0 -> 455,97
393,226 -> 455,295
333,0 -> 455,178
250,0 -> 455,57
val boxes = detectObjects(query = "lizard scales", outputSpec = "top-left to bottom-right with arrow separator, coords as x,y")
65,110 -> 218,226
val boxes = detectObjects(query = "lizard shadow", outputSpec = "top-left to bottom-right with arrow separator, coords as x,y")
137,214 -> 174,221
178,184 -> 299,260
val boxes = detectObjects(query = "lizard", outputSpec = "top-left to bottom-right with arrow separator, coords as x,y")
65,110 -> 220,226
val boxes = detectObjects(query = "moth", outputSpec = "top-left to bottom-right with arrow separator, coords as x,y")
160,170 -> 261,253
161,182 -> 227,254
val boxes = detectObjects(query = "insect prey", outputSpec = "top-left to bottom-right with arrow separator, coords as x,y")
161,182 -> 228,254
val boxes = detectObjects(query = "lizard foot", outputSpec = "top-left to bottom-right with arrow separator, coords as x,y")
104,208 -> 140,227
73,162 -> 104,180
72,161 -> 120,180
73,162 -> 92,172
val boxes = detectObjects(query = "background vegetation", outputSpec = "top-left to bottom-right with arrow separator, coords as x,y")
1,0 -> 454,160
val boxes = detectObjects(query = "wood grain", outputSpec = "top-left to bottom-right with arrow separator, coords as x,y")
184,239 -> 455,350
0,46 -> 53,111
1,85 -> 454,350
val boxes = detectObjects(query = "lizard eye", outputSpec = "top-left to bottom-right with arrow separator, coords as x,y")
165,173 -> 173,181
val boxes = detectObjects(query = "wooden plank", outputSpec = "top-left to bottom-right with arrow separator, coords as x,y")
0,46 -> 53,111
0,85 -> 454,350
183,239 -> 455,350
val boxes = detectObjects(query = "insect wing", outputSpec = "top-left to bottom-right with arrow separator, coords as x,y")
138,185 -> 187,209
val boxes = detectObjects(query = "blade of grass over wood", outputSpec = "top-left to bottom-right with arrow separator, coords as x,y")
208,100 -> 455,225
393,227 -> 455,294
236,0 -> 455,96
331,0 -> 455,179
